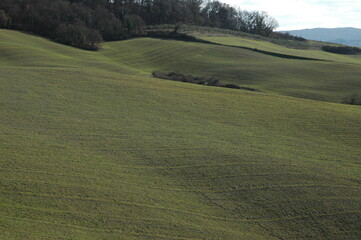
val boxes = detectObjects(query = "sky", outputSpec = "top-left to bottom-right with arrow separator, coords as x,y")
223,0 -> 361,30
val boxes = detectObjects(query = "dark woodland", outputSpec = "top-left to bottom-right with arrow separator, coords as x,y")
0,0 -> 280,50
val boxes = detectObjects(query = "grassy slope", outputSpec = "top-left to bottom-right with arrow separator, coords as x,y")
0,29 -> 361,239
198,36 -> 361,63
104,37 -> 361,103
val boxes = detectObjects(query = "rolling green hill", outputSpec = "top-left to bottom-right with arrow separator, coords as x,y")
104,36 -> 361,103
0,29 -> 360,239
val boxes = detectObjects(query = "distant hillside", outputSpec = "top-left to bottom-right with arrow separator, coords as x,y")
284,27 -> 361,47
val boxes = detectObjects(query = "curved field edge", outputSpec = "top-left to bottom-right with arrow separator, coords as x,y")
198,36 -> 361,63
0,29 -> 361,239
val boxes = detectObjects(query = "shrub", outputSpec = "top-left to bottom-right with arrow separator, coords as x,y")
270,32 -> 307,41
342,93 -> 361,105
56,22 -> 103,50
152,71 -> 258,92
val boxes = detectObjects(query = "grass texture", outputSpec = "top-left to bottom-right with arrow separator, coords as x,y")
0,29 -> 360,239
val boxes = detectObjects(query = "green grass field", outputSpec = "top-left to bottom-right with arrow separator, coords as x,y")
0,29 -> 360,239
104,36 -> 361,103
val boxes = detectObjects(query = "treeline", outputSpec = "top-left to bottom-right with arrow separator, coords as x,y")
0,0 -> 279,50
322,45 -> 361,55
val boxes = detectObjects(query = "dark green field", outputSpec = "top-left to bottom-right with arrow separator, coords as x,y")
0,29 -> 360,239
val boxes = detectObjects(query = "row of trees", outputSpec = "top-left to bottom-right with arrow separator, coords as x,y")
322,45 -> 361,55
201,1 -> 278,36
0,0 -> 279,50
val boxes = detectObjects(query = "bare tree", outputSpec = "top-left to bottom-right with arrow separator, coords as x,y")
0,9 -> 11,28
